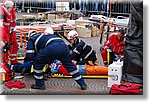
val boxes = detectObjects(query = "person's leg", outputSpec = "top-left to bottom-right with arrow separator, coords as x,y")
32,55 -> 46,89
58,43 -> 87,90
9,31 -> 19,65
101,49 -> 107,65
110,51 -> 115,64
31,49 -> 54,90
1,52 -> 9,65
8,63 -> 26,75
87,50 -> 97,65
31,44 -> 60,90
32,42 -> 87,90
60,55 -> 87,89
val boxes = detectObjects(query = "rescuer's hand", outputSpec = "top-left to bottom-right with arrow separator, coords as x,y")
2,42 -> 10,53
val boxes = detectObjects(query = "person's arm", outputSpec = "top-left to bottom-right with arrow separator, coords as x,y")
103,34 -> 114,49
70,42 -> 84,60
0,41 -> 11,53
112,41 -> 125,55
71,46 -> 82,60
68,44 -> 72,50
26,39 -> 36,62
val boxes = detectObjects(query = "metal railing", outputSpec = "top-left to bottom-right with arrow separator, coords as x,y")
13,0 -> 131,16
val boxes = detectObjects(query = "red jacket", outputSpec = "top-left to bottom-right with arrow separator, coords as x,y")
101,34 -> 125,62
10,5 -> 16,27
0,3 -> 11,42
104,34 -> 124,55
0,26 -> 10,42
0,3 -> 11,35
3,0 -> 16,27
2,1 -> 18,64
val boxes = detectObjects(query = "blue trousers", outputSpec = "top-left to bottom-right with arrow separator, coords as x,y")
33,42 -> 86,87
8,63 -> 24,73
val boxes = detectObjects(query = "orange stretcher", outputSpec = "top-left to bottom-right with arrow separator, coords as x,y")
85,65 -> 108,75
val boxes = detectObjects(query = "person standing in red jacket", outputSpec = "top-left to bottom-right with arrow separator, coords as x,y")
0,1 -> 14,65
0,1 -> 25,76
101,29 -> 125,65
3,0 -> 18,65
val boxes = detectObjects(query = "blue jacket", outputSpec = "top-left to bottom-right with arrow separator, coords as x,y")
69,38 -> 97,63
26,33 -> 62,61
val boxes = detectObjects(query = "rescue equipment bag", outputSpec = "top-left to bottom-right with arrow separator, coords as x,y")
109,83 -> 141,95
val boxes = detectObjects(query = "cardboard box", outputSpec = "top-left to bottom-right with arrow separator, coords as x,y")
22,15 -> 36,19
108,62 -> 123,87
53,19 -> 66,24
91,26 -> 99,37
48,14 -> 56,20
76,25 -> 91,38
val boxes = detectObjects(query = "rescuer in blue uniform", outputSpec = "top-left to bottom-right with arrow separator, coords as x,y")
26,27 -> 87,90
67,30 -> 97,65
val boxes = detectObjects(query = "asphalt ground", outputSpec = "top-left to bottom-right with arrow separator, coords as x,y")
2,74 -> 110,95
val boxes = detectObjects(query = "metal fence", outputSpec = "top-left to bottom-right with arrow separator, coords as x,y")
0,0 -> 131,16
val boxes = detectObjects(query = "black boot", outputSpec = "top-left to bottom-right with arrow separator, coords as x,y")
76,79 -> 87,90
31,84 -> 46,90
81,84 -> 87,90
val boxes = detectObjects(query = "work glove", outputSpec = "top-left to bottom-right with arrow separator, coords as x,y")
2,42 -> 10,53
10,27 -> 15,33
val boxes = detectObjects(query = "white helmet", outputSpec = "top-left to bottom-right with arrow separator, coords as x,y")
28,30 -> 37,39
44,27 -> 54,35
4,0 -> 14,8
67,30 -> 78,40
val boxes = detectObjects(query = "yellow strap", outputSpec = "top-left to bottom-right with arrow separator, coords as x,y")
88,61 -> 95,66
30,65 -> 34,73
43,65 -> 48,72
30,65 -> 48,73
107,50 -> 110,65
51,74 -> 108,79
